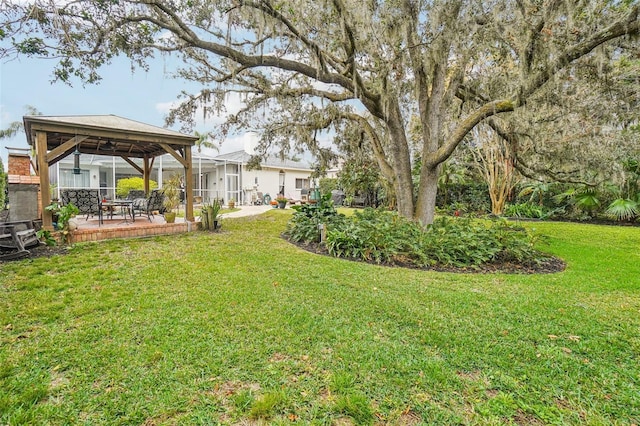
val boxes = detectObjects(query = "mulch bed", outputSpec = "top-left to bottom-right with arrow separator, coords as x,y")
0,244 -> 71,264
288,238 -> 566,274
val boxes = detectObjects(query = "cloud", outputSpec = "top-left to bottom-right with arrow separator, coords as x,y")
0,105 -> 19,127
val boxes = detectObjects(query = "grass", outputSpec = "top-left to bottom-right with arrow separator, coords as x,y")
175,206 -> 239,218
1,211 -> 639,425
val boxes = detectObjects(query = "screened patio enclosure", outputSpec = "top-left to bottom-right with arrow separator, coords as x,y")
50,153 -> 243,206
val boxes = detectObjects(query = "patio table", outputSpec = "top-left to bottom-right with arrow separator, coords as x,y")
102,200 -> 135,224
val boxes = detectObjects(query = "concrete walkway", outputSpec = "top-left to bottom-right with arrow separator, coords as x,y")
219,204 -> 275,218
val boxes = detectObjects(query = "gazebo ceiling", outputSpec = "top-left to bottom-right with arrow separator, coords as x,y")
23,114 -> 197,162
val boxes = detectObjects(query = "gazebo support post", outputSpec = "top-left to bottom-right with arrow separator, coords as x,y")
36,130 -> 53,230
143,156 -> 152,195
184,146 -> 194,222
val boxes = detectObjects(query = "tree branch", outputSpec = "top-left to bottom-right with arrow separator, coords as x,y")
428,99 -> 515,167
343,112 -> 395,183
520,4 -> 640,103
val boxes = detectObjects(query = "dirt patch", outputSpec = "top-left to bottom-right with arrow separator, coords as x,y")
395,410 -> 423,425
0,243 -> 71,264
512,409 -> 545,425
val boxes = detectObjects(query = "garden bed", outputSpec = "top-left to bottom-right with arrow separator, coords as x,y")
288,238 -> 566,274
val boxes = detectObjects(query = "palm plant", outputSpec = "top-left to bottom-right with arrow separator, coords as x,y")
162,173 -> 182,213
553,185 -> 601,217
194,130 -> 218,154
605,197 -> 639,221
438,161 -> 466,207
605,158 -> 640,222
194,131 -> 218,198
518,181 -> 550,206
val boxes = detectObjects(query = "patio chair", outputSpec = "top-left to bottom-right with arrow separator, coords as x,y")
61,189 -> 103,224
132,189 -> 166,222
126,190 -> 146,200
0,220 -> 40,260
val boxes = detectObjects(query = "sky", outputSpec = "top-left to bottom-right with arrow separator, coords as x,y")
0,53 -> 256,165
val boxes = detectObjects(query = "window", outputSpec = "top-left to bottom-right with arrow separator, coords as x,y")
295,178 -> 309,190
279,170 -> 285,194
60,168 -> 90,188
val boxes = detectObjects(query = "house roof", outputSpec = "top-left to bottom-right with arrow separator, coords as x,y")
215,150 -> 314,171
23,114 -> 197,161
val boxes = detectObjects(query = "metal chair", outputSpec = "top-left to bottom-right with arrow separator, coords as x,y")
126,190 -> 146,200
133,189 -> 166,222
254,191 -> 264,205
61,189 -> 103,224
300,188 -> 309,203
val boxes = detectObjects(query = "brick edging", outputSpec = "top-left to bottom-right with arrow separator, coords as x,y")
69,222 -> 190,243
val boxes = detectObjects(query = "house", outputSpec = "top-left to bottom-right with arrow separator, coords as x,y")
48,149 -> 314,206
16,114 -> 314,207
211,150 -> 314,205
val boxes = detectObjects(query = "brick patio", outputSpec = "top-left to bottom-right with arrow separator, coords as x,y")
67,213 -> 193,243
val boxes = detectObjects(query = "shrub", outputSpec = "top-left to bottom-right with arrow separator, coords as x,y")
286,208 -> 549,268
605,198 -> 639,222
325,208 -> 415,264
504,202 -> 558,220
437,182 -> 491,215
319,177 -> 338,194
115,177 -> 158,198
285,193 -> 346,243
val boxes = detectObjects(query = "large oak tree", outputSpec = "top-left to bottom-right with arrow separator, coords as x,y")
2,0 -> 638,223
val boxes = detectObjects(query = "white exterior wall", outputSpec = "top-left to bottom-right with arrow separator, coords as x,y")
242,166 -> 312,203
197,164 -> 313,205
53,153 -> 313,204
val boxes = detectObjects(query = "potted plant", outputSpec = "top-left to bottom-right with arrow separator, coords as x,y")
275,195 -> 288,209
228,198 -> 236,209
162,173 -> 182,223
210,198 -> 222,230
270,199 -> 278,208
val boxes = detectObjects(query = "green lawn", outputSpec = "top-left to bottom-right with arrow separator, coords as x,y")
1,211 -> 639,425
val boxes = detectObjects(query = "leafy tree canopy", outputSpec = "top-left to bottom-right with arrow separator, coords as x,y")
1,0 -> 638,223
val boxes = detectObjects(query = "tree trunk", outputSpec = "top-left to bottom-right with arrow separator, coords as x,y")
415,165 -> 439,225
386,103 -> 414,219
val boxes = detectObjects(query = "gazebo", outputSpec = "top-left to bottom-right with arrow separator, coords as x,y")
23,115 -> 198,230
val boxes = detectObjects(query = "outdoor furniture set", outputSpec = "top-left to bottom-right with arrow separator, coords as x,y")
0,189 -> 167,260
60,189 -> 167,226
